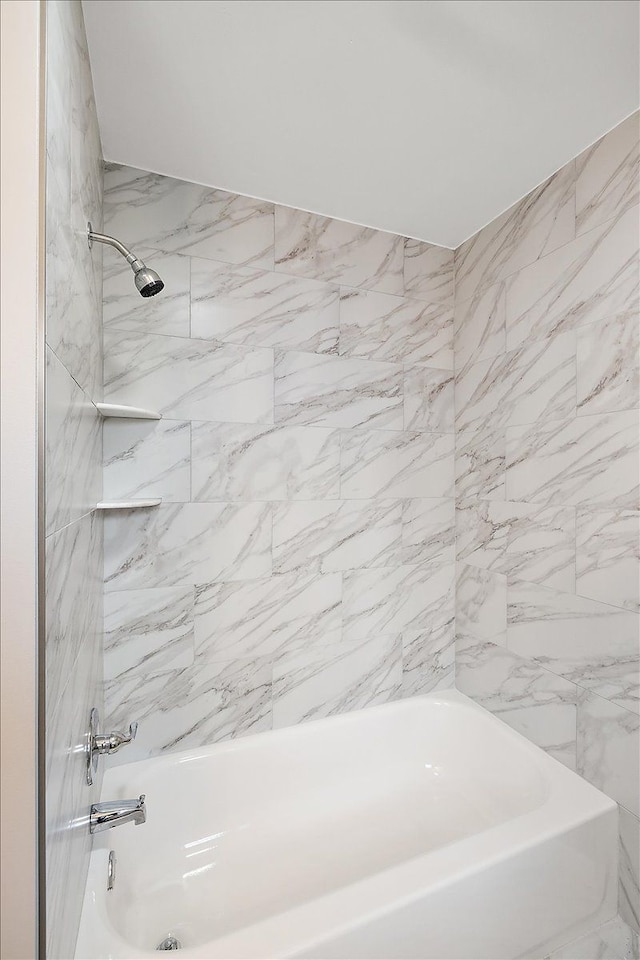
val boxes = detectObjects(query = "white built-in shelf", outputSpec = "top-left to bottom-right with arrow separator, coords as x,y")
96,499 -> 162,510
97,403 -> 162,420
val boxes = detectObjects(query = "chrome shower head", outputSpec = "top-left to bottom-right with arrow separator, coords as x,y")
87,223 -> 165,298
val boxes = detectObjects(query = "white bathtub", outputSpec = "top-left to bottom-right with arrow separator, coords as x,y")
76,690 -> 617,960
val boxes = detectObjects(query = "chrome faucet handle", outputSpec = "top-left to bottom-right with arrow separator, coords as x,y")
86,709 -> 139,785
94,720 -> 138,755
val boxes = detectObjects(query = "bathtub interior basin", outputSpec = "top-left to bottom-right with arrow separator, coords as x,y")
76,690 -> 618,960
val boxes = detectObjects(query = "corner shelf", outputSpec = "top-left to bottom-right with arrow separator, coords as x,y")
97,403 -> 162,420
96,499 -> 162,510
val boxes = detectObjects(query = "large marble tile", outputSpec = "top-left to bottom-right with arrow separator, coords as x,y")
272,499 -> 401,574
507,580 -> 638,711
401,498 -> 455,566
343,559 -> 454,642
103,418 -> 191,503
191,421 -> 340,501
340,428 -> 454,499
505,205 -> 639,350
577,314 -> 640,417
454,282 -> 506,374
105,656 -> 272,761
104,501 -> 272,590
456,638 -> 579,769
576,111 -> 640,237
455,164 -> 575,303
619,807 -> 640,933
274,350 -> 403,430
104,587 -> 195,684
576,507 -> 640,613
456,500 -> 575,592
272,634 -> 402,728
194,571 -> 341,661
191,257 -> 339,354
104,164 -> 274,268
455,331 -> 576,434
403,239 -> 454,304
274,206 -> 404,295
456,563 -> 507,644
46,510 -> 103,720
546,915 -> 639,959
46,345 -> 101,535
577,691 -> 639,817
338,287 -> 453,369
103,246 -> 191,337
402,621 -> 455,698
505,410 -> 640,509
404,366 -> 455,432
455,424 -> 506,501
104,329 -> 274,424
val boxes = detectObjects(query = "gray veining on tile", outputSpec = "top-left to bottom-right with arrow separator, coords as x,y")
105,501 -> 272,590
403,239 -> 454,304
455,331 -> 576,434
457,500 -> 575,592
103,418 -> 191,503
402,622 -> 455,698
507,579 -> 638,711
104,163 -> 274,267
576,508 -> 640,613
455,424 -> 506,502
454,282 -> 506,374
576,111 -> 640,237
618,806 -> 640,933
191,257 -> 339,353
401,498 -> 455,566
272,498 -> 402,574
342,560 -> 454,642
272,634 -> 402,728
506,204 -> 639,351
104,329 -> 274,424
274,350 -> 403,430
274,206 -> 404,295
46,345 -> 101,535
194,571 -> 341,662
103,246 -> 191,337
104,587 -> 194,683
506,410 -> 639,509
577,314 -> 640,417
105,656 -> 272,762
456,637 -> 579,769
546,915 -> 639,959
339,286 -> 453,368
340,428 -> 454,499
577,691 -> 639,816
455,164 -> 575,303
191,421 -> 340,501
404,366 -> 455,433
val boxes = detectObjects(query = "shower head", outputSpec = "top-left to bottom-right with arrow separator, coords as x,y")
87,223 -> 165,298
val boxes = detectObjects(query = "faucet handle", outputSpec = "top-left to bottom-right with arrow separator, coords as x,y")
97,721 -> 138,754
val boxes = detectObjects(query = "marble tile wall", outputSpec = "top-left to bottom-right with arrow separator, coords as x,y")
101,163 -> 456,762
454,111 -> 640,933
44,3 -> 104,958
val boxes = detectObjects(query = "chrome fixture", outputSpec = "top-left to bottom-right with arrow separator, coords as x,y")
107,850 -> 117,891
90,795 -> 147,834
87,222 -> 164,297
157,936 -> 182,951
86,707 -> 139,785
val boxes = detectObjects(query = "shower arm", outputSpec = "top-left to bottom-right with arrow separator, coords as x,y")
87,225 -> 144,270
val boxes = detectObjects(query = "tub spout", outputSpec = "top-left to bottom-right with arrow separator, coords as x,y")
90,794 -> 146,834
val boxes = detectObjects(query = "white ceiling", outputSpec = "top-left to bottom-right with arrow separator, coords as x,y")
82,0 -> 639,249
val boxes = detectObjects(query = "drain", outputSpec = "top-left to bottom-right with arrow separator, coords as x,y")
156,935 -> 182,951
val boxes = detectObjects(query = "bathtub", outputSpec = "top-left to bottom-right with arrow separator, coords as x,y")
76,690 -> 617,960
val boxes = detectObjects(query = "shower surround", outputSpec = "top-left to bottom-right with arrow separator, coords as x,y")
101,165 -> 456,758
453,111 -> 640,932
